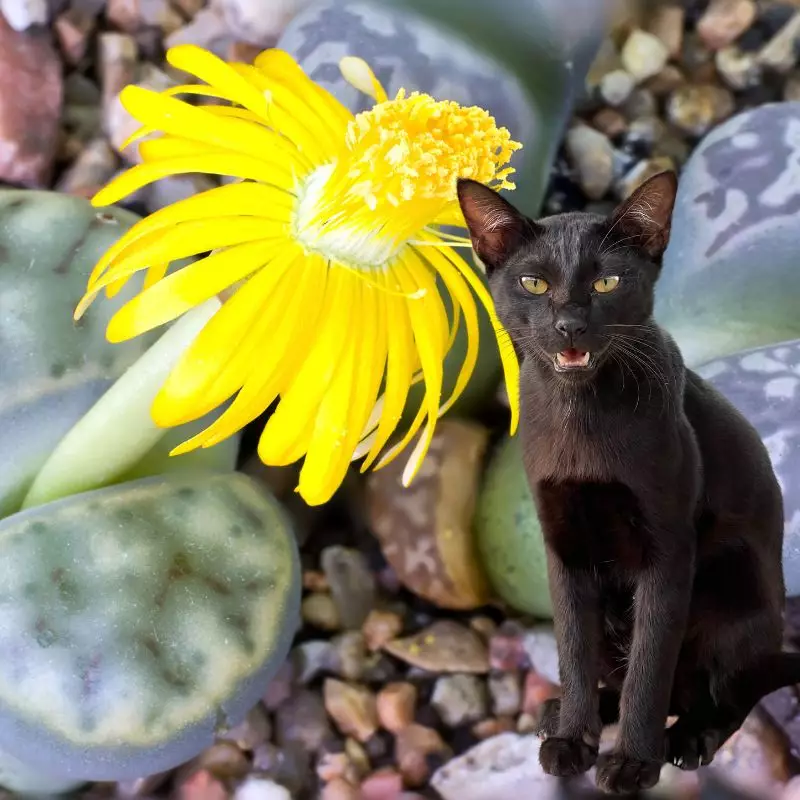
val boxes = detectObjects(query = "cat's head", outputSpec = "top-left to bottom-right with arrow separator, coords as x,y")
456,171 -> 677,379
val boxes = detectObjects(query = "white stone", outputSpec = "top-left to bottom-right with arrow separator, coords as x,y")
0,0 -> 47,31
235,778 -> 292,800
621,29 -> 670,83
522,626 -> 560,684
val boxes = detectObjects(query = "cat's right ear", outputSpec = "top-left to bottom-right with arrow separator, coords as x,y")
456,179 -> 536,274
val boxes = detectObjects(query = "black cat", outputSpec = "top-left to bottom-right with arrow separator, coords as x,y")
457,172 -> 800,795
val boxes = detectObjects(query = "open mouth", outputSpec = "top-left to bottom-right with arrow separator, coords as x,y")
554,349 -> 592,371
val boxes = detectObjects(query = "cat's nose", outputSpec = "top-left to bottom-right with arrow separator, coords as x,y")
554,315 -> 587,340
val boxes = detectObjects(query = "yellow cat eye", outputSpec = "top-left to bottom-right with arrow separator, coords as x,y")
593,276 -> 620,294
520,276 -> 549,295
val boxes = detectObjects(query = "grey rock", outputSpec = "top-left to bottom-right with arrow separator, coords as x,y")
622,87 -> 657,121
654,103 -> 800,367
234,778 -> 292,800
488,672 -> 522,717
252,742 -> 310,796
144,175 -> 219,212
328,631 -> 368,681
599,69 -> 635,107
55,138 -> 117,198
274,690 -> 332,753
164,6 -> 233,59
759,11 -> 800,74
218,703 -> 272,752
696,341 -> 800,596
715,46 -> 761,90
621,29 -> 669,83
217,0 -> 312,47
431,674 -> 488,727
564,124 -> 614,200
0,0 -> 47,30
321,546 -> 376,630
431,733 -> 578,799
786,71 -> 800,102
666,84 -> 735,137
521,627 -> 559,684
292,640 -> 335,685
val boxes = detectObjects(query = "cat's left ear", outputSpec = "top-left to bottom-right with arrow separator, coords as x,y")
608,171 -> 678,258
456,179 -> 537,274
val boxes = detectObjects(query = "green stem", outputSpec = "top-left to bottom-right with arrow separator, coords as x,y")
21,300 -> 220,510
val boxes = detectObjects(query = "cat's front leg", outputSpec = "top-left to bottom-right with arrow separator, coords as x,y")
539,552 -> 602,778
595,539 -> 694,795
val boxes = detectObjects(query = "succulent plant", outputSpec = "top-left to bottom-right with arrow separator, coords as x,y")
0,190 -> 301,788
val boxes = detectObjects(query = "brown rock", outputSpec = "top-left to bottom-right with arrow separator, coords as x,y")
363,609 -> 404,652
522,671 -> 560,716
228,40 -> 263,63
591,108 -> 628,139
647,3 -> 684,59
384,620 -> 490,674
377,682 -> 417,734
395,724 -> 451,788
0,18 -> 62,186
170,0 -> 204,17
54,8 -> 94,65
321,777 -> 361,800
55,138 -> 117,198
366,419 -> 491,610
192,742 -> 250,781
99,32 -> 138,115
303,592 -> 343,632
176,769 -> 228,800
469,616 -> 497,641
645,64 -> 685,96
345,737 -> 371,779
697,0 -> 757,51
324,679 -> 379,743
471,717 -> 516,740
303,570 -> 329,592
666,84 -> 735,137
361,767 -> 404,800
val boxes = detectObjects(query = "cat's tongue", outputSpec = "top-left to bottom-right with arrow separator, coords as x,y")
556,349 -> 591,368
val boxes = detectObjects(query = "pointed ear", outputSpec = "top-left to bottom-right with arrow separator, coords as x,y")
609,171 -> 678,258
456,179 -> 535,273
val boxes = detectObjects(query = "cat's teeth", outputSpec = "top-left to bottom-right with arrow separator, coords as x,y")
556,350 -> 591,368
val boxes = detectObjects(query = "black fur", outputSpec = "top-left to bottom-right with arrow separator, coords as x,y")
457,173 -> 795,795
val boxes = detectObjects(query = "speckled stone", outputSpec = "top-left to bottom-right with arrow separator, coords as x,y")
696,340 -> 800,595
656,103 -> 800,367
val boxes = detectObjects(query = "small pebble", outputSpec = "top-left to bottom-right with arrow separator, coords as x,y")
377,682 -> 418,733
516,712 -> 539,735
275,689 -> 333,753
303,570 -> 329,592
320,777 -> 361,800
522,672 -> 560,716
192,742 -> 250,781
363,609 -> 404,652
488,622 -> 527,672
0,0 -> 47,31
164,6 -> 233,59
302,592 -> 343,631
645,64 -> 685,96
144,174 -> 217,212
383,621 -> 490,674
395,724 -> 451,789
592,107 -> 628,139
564,123 -> 615,200
54,8 -> 94,65
345,737 -> 371,779
317,750 -> 359,785
521,627 -> 559,684
234,778 -> 291,800
618,156 -> 677,199
647,3 -> 685,59
329,631 -> 368,681
116,772 -> 171,796
262,659 -> 294,711
252,742 -> 310,796
322,546 -> 377,630
667,83 -> 735,137
488,672 -> 522,717
176,769 -> 228,800
471,717 -> 516,740
217,703 -> 271,752
324,679 -> 380,743
621,29 -> 670,83
431,674 -> 488,728
626,116 -> 667,155
55,138 -> 117,198
622,88 -> 657,120
785,70 -> 800,101
715,45 -> 762,89
361,767 -> 404,800
758,10 -> 800,73
293,639 -> 335,684
599,68 -> 636,106
468,616 -> 497,641
698,0 -> 758,51
681,30 -> 717,81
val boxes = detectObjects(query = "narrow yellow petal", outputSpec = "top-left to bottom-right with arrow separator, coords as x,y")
412,245 -> 480,415
106,240 -> 287,341
166,44 -> 270,116
88,182 -> 294,286
257,264 -> 354,464
153,247 -> 301,424
91,153 -> 296,208
432,236 -> 520,434
144,263 -> 169,290
87,218 -> 287,298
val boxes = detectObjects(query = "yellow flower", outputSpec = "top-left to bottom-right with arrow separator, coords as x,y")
77,44 -> 521,506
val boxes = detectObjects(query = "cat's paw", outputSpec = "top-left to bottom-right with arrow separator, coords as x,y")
595,753 -> 662,795
539,736 -> 597,777
535,698 -> 561,739
665,719 -> 724,770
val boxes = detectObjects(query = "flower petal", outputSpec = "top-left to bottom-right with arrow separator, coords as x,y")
106,239 -> 289,341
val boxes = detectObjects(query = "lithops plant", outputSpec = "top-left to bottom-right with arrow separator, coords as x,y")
0,472 -> 299,780
0,190 -> 301,786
